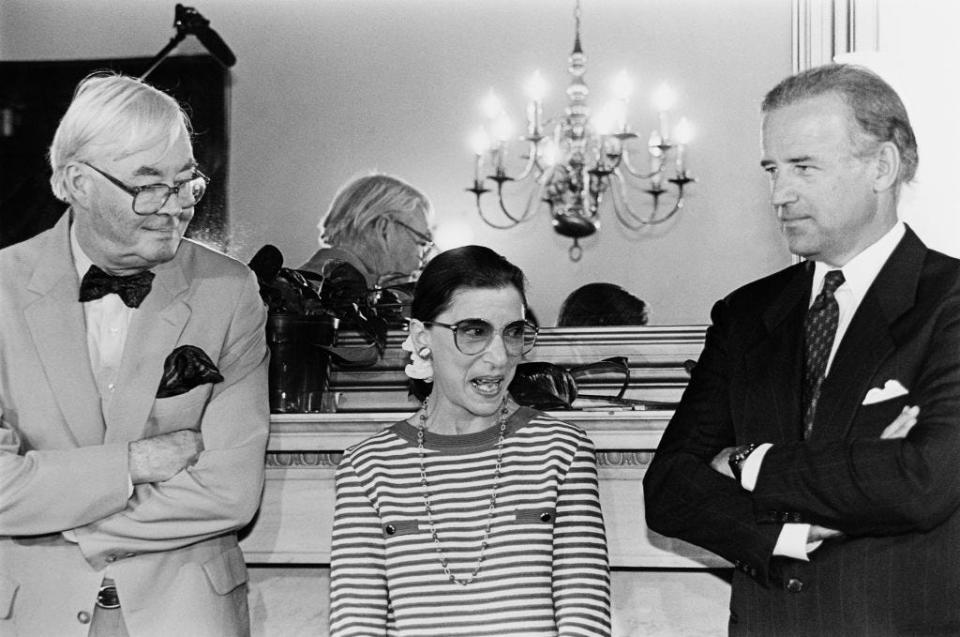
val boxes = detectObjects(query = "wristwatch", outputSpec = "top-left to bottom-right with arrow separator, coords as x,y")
728,443 -> 759,482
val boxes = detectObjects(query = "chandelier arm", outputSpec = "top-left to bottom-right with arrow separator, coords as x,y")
609,173 -> 650,231
512,140 -> 545,181
609,170 -> 687,227
620,148 -> 663,180
495,180 -> 537,224
475,195 -> 524,230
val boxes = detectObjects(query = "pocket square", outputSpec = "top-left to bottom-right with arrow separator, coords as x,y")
862,379 -> 909,405
157,345 -> 224,398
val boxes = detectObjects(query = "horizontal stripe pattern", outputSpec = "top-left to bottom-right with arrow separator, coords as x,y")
330,408 -> 611,636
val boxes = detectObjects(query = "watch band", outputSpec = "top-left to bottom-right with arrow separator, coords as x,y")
728,443 -> 759,482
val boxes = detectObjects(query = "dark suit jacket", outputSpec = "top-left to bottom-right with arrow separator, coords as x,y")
644,227 -> 960,636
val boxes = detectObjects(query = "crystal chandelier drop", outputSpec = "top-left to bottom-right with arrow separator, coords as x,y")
467,1 -> 696,261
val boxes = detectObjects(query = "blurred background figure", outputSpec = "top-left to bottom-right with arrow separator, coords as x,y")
557,282 -> 649,327
300,173 -> 435,288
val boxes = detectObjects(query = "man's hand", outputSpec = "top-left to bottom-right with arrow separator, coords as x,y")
128,429 -> 203,484
709,446 -> 739,479
881,405 -> 919,439
808,524 -> 844,542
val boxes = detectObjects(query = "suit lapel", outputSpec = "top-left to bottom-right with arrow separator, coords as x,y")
743,262 -> 812,443
23,213 -> 106,446
814,227 -> 926,440
103,254 -> 191,444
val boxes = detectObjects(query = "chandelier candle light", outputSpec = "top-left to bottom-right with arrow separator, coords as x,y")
467,0 -> 695,261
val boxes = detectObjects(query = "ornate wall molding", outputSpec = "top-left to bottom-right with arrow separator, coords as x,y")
266,452 -> 342,468
266,450 -> 653,469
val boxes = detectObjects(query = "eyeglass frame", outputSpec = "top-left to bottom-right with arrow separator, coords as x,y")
422,318 -> 539,356
81,161 -> 209,216
391,219 -> 437,264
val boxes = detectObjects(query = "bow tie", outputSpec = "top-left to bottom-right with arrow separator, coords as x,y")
79,265 -> 155,308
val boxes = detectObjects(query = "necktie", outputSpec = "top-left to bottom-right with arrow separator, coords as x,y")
802,269 -> 845,439
79,265 -> 155,309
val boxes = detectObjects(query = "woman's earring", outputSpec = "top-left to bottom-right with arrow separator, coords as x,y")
417,346 -> 432,359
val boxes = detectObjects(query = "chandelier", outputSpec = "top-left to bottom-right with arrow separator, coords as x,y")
466,1 -> 695,261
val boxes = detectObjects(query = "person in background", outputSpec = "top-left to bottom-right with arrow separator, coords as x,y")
557,281 -> 649,327
0,72 -> 269,636
644,63 -> 960,635
300,173 -> 435,288
329,245 -> 611,636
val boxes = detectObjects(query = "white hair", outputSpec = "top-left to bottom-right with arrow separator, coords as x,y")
48,72 -> 191,202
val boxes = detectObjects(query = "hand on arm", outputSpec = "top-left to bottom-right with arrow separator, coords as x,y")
713,406 -> 919,547
804,406 -> 919,543
709,446 -> 737,479
128,429 -> 203,484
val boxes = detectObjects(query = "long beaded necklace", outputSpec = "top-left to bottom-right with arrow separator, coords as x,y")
417,396 -> 509,586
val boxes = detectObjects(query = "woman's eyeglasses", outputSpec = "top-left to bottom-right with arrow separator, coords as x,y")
423,318 -> 538,356
82,161 -> 209,215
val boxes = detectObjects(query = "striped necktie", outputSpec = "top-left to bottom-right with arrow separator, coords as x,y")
803,269 -> 845,439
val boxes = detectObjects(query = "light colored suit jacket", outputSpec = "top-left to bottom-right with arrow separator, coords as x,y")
0,212 -> 270,636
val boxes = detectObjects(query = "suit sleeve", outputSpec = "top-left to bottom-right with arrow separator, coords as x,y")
753,296 -> 960,536
72,270 -> 270,567
644,298 -> 782,581
552,434 -> 611,636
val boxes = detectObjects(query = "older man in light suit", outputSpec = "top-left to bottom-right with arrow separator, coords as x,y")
0,73 -> 269,636
645,64 -> 960,635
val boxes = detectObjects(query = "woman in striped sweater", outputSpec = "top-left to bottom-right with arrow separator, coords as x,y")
329,245 -> 611,636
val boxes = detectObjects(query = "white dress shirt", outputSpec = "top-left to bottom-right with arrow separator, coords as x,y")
70,224 -> 135,403
64,221 -> 136,544
741,221 -> 907,560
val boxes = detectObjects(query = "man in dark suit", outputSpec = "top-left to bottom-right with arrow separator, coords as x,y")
644,63 -> 960,635
0,73 -> 269,636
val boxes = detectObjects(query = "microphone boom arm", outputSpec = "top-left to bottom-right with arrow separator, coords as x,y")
140,4 -> 236,80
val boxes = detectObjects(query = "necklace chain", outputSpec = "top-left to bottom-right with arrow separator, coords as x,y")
417,396 -> 508,586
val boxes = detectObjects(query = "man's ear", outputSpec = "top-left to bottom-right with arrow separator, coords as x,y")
873,141 -> 901,193
63,163 -> 93,207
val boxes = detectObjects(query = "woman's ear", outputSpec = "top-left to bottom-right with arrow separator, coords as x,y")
408,319 -> 431,352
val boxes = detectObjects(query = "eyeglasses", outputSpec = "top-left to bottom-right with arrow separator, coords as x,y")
424,318 -> 538,356
392,219 -> 437,266
82,161 -> 209,215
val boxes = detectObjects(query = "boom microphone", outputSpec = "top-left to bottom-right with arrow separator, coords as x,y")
176,4 -> 236,68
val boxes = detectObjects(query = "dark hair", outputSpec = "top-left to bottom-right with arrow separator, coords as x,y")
409,245 -> 527,400
411,245 -> 527,322
557,282 -> 648,327
762,63 -> 918,185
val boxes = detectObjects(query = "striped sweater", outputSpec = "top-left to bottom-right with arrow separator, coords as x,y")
329,406 -> 611,636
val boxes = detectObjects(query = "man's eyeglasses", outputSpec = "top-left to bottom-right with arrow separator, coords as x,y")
423,318 -> 538,356
82,161 -> 209,215
392,219 -> 437,266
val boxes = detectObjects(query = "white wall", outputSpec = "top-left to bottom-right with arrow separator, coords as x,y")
836,1 -> 960,259
0,0 -> 794,324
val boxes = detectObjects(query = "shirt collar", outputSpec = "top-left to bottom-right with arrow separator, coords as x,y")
811,221 -> 905,303
69,213 -> 94,281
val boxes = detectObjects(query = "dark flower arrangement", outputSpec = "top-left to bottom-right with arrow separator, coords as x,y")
248,244 -> 413,366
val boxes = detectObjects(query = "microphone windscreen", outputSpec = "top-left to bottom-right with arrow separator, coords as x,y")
196,26 -> 237,67
249,244 -> 283,282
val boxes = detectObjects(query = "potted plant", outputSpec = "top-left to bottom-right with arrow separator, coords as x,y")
249,245 -> 412,412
